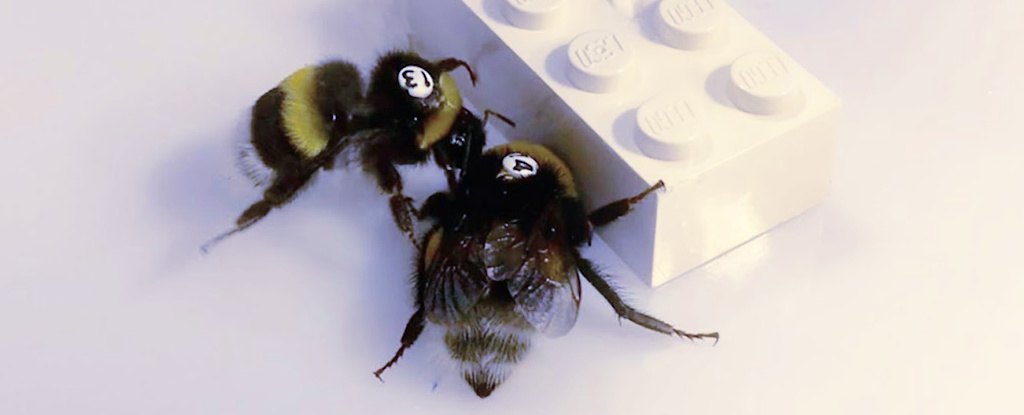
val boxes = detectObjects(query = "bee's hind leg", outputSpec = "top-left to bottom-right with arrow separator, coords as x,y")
201,170 -> 314,253
374,308 -> 426,380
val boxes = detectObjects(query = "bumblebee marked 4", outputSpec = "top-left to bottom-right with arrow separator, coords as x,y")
497,153 -> 539,181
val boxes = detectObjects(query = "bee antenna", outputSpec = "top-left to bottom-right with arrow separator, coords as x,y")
436,58 -> 477,86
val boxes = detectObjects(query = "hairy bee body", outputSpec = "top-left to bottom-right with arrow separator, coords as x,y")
203,51 -> 503,252
349,51 -> 492,195
375,142 -> 717,398
442,318 -> 532,397
200,61 -> 365,252
242,61 -> 364,181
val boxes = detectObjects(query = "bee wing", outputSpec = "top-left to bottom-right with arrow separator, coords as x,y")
483,222 -> 527,281
485,222 -> 581,338
326,127 -> 388,168
421,231 -> 489,324
509,248 -> 581,338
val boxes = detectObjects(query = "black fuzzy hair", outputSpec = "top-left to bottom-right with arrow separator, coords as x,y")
366,50 -> 437,122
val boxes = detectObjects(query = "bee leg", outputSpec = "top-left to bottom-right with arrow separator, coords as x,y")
435,58 -> 477,86
364,151 -> 404,195
587,180 -> 666,227
200,171 -> 312,253
432,149 -> 460,191
481,110 -> 516,128
417,192 -> 454,221
389,194 -> 421,249
362,151 -> 419,246
374,308 -> 427,380
443,167 -> 459,192
577,257 -> 719,345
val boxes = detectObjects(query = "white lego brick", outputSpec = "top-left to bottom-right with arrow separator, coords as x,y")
407,0 -> 841,287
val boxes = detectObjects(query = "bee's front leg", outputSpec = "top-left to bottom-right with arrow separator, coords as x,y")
388,193 -> 420,249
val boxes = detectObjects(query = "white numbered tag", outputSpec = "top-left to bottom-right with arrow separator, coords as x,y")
497,153 -> 539,181
398,65 -> 434,98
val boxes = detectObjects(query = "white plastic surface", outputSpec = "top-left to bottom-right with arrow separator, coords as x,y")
408,0 -> 841,286
501,0 -> 570,30
655,0 -> 728,50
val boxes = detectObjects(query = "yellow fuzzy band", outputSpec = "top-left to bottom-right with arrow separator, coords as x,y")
417,73 -> 462,151
423,228 -> 444,269
280,66 -> 330,158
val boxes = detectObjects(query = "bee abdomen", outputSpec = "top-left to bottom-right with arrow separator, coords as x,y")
241,61 -> 364,186
279,66 -> 332,159
241,87 -> 294,185
444,325 -> 531,398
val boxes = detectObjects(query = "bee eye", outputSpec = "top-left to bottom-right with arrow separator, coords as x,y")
496,153 -> 539,181
398,65 -> 434,98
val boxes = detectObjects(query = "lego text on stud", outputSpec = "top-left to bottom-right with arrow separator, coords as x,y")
567,30 -> 634,93
727,51 -> 804,115
655,0 -> 727,50
635,93 -> 709,161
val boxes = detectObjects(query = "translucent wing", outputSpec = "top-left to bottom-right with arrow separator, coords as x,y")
326,127 -> 387,168
510,248 -> 580,338
482,222 -> 526,282
420,229 -> 488,324
484,222 -> 581,338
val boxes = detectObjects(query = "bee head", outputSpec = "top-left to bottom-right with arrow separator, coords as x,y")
368,51 -> 450,122
487,142 -> 575,193
495,152 -> 540,183
462,142 -> 577,219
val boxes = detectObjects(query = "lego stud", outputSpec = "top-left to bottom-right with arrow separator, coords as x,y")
502,0 -> 569,30
655,0 -> 727,50
567,31 -> 635,93
727,51 -> 804,115
635,94 -> 709,161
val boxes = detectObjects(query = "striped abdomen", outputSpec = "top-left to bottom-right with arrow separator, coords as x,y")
444,321 -> 532,398
239,61 -> 364,186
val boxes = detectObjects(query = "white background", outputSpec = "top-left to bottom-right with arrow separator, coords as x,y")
1,0 -> 1021,413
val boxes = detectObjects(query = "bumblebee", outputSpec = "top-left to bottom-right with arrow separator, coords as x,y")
373,142 -> 718,398
340,51 -> 511,245
201,60 -> 364,252
202,51 -> 507,252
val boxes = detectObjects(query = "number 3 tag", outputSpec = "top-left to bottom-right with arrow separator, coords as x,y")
398,66 -> 434,98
